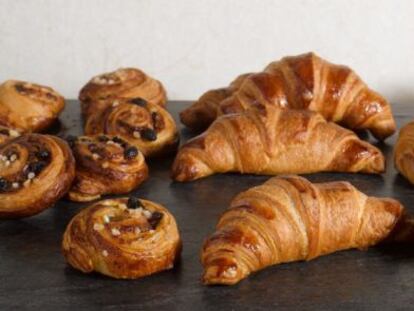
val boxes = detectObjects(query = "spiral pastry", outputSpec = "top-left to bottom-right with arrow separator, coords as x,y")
84,98 -> 179,157
0,125 -> 21,145
67,135 -> 149,202
79,67 -> 167,108
62,197 -> 181,279
0,80 -> 65,132
0,134 -> 75,218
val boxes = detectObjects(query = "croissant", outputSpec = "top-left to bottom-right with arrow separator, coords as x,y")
180,52 -> 396,140
62,197 -> 181,279
79,67 -> 167,108
0,125 -> 21,145
0,134 -> 75,218
84,98 -> 179,157
201,175 -> 406,285
0,80 -> 65,133
172,106 -> 384,181
180,73 -> 251,131
67,134 -> 148,202
394,121 -> 414,184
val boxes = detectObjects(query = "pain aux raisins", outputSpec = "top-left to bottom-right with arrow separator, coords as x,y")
130,97 -> 147,107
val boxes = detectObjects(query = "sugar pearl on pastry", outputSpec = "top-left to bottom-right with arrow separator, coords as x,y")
103,215 -> 110,223
92,153 -> 100,160
143,210 -> 152,219
112,100 -> 119,107
10,154 -> 17,162
27,172 -> 35,179
111,228 -> 121,236
133,131 -> 141,139
102,250 -> 108,257
9,129 -> 20,137
12,182 -> 19,189
5,161 -> 10,167
93,223 -> 104,231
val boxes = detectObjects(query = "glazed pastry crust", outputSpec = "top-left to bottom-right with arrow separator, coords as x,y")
84,98 -> 179,157
0,80 -> 65,132
79,68 -> 167,108
180,52 -> 396,140
201,175 -> 404,285
172,105 -> 384,181
0,134 -> 75,218
394,121 -> 414,184
68,135 -> 149,202
62,198 -> 181,279
179,73 -> 251,132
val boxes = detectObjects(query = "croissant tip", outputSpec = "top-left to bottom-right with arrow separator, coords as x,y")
201,265 -> 241,286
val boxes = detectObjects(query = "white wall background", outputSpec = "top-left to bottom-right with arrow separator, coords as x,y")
1,0 -> 413,103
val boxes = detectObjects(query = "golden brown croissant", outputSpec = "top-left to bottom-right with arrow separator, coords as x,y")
172,106 -> 384,181
67,134 -> 148,202
394,121 -> 414,184
180,73 -> 251,131
180,52 -> 396,140
0,134 -> 75,218
62,197 -> 181,279
201,175 -> 405,285
84,98 -> 179,157
0,80 -> 65,132
0,126 -> 21,145
79,67 -> 167,108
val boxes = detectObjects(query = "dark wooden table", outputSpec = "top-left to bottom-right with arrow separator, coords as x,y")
0,101 -> 413,310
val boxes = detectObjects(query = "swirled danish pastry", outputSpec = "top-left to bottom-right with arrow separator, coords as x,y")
84,98 -> 179,157
62,197 -> 181,279
79,67 -> 167,107
0,134 -> 75,218
0,80 -> 65,132
67,134 -> 148,202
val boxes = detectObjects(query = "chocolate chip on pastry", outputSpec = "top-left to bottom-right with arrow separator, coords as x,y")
0,134 -> 75,218
180,52 -> 396,140
394,121 -> 414,184
62,197 -> 181,279
79,67 -> 167,113
0,80 -> 65,132
201,175 -> 408,285
172,105 -> 385,181
67,135 -> 149,202
0,125 -> 21,145
84,98 -> 179,157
